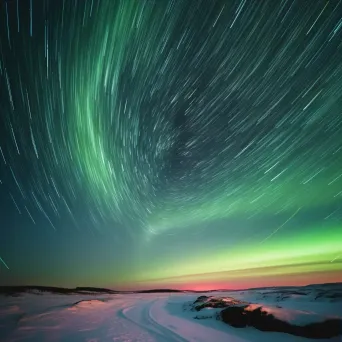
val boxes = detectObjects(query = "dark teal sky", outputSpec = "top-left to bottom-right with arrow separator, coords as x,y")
0,0 -> 341,290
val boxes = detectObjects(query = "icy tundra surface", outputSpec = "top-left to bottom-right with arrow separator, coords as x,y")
0,285 -> 341,341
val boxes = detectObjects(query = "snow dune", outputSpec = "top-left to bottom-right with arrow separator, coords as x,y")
0,288 -> 341,341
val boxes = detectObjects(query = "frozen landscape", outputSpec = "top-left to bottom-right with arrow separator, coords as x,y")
0,283 -> 341,342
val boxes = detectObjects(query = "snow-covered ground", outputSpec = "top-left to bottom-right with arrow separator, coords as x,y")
0,285 -> 341,341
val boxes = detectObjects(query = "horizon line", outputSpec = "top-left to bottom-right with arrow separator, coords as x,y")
1,280 -> 341,293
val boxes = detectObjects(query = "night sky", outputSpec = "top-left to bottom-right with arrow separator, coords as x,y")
0,0 -> 341,290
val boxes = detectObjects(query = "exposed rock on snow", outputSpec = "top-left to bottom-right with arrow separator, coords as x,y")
187,290 -> 342,339
220,304 -> 342,339
193,295 -> 247,311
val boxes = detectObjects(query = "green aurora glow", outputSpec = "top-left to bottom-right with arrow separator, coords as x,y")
0,0 -> 341,289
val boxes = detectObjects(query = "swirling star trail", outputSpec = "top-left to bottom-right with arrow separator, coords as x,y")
0,0 -> 341,289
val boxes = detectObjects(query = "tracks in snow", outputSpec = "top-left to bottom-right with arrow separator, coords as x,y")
119,298 -> 187,342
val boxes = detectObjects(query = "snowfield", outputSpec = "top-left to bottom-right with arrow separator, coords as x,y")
0,285 -> 341,341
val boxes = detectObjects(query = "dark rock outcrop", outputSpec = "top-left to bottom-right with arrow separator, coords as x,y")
193,296 -> 247,311
220,305 -> 342,339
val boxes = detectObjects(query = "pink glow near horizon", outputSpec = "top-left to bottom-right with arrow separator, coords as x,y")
114,270 -> 342,291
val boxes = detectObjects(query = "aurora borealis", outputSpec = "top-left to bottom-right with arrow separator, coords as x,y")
0,0 -> 341,290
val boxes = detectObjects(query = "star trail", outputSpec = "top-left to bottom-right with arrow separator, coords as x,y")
0,0 -> 341,289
